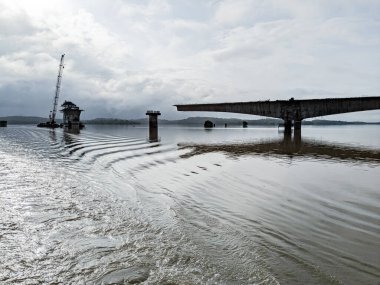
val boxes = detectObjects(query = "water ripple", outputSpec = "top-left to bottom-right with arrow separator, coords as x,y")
0,125 -> 379,284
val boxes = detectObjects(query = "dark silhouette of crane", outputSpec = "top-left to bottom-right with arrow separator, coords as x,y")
37,54 -> 65,128
50,54 -> 65,126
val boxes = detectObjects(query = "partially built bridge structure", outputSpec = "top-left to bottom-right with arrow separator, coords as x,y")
175,96 -> 380,133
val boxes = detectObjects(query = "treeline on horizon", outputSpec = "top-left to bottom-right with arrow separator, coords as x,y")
84,118 -> 138,125
1,116 -> 379,126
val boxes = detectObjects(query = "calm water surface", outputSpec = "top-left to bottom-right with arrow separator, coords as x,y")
0,125 -> 379,285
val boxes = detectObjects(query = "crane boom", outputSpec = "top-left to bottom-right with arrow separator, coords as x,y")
50,54 -> 65,125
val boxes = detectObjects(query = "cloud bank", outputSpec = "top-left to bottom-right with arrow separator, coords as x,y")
0,0 -> 379,120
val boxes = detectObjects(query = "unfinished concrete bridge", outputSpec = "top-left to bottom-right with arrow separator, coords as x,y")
175,96 -> 380,133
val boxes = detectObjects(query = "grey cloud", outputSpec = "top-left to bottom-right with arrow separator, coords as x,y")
0,80 -> 55,116
0,6 -> 41,37
0,0 -> 379,121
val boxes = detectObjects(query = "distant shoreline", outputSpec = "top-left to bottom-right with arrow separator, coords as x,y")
1,116 -> 379,126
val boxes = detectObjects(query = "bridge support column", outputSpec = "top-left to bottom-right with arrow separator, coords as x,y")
294,120 -> 302,131
284,120 -> 292,134
294,119 -> 301,142
146,110 -> 161,142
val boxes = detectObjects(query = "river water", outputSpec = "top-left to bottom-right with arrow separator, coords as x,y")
0,125 -> 379,285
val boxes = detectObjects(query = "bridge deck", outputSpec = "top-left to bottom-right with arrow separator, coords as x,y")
175,96 -> 380,121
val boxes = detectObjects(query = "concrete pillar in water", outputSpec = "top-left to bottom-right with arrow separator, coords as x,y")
146,110 -> 161,142
0,121 -> 7,127
61,101 -> 83,134
284,119 -> 292,134
283,131 -> 292,150
294,120 -> 302,131
294,119 -> 302,144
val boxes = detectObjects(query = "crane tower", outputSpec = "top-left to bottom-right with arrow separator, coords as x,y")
50,54 -> 65,126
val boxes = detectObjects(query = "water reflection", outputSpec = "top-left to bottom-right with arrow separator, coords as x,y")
47,129 -> 81,146
49,129 -> 57,143
179,132 -> 380,163
65,128 -> 80,135
62,131 -> 79,145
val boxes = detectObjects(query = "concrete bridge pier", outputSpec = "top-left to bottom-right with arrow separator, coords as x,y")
294,120 -> 302,131
284,120 -> 292,134
294,126 -> 302,148
283,118 -> 302,134
294,119 -> 302,137
146,110 -> 161,142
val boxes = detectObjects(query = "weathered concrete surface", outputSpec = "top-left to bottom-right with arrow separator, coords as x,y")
175,96 -> 380,121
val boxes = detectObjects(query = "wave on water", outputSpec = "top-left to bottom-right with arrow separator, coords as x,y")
0,126 -> 379,284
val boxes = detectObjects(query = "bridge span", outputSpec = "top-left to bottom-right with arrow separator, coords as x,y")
175,96 -> 380,133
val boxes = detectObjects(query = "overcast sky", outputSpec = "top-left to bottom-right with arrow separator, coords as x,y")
0,0 -> 379,120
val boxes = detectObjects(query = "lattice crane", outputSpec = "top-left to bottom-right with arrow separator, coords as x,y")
49,54 -> 65,125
